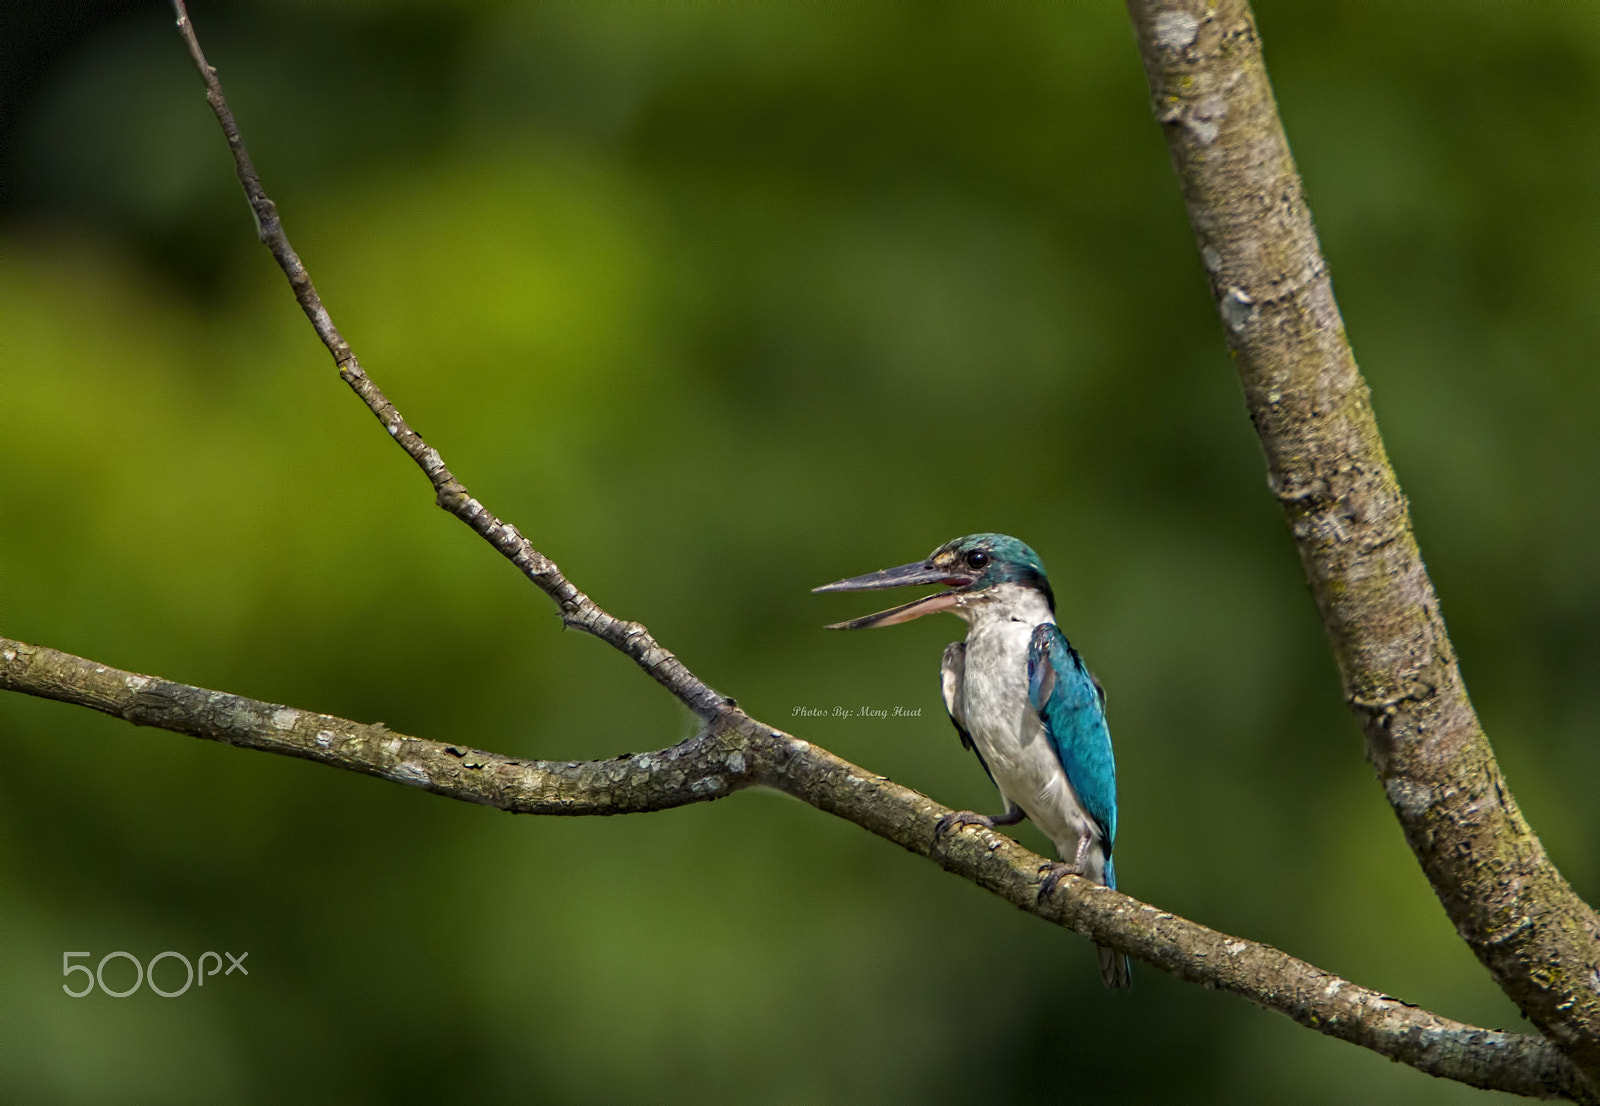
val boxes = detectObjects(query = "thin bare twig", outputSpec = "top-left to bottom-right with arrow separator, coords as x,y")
1125,0 -> 1600,1086
169,0 -> 728,722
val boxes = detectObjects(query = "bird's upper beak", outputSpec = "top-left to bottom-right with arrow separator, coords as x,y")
812,559 -> 979,630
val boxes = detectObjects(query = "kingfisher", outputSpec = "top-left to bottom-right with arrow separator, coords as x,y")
814,533 -> 1130,989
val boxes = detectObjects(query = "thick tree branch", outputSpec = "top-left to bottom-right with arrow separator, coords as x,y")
1125,0 -> 1600,1083
0,638 -> 751,815
2,634 -> 1588,1101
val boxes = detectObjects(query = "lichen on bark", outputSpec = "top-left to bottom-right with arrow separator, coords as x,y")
1126,0 -> 1600,1084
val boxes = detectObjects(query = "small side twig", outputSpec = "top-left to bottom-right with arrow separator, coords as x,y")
170,0 -> 725,721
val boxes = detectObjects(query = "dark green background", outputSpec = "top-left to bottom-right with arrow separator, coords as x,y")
3,2 -> 1597,1101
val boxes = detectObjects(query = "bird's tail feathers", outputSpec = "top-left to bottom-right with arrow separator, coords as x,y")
1095,853 -> 1129,988
1098,944 -> 1132,990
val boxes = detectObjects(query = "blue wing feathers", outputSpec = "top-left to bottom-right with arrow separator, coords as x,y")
1026,624 -> 1118,850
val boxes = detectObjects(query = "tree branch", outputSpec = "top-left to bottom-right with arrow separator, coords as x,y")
169,0 -> 727,723
1125,0 -> 1600,1083
3,633 -> 1589,1101
0,638 -> 751,815
0,2 -> 1562,1098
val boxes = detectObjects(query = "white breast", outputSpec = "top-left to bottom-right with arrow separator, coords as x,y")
956,585 -> 1102,873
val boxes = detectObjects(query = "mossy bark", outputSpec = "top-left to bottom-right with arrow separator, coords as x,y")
1126,0 -> 1600,1082
3,632 -> 1589,1099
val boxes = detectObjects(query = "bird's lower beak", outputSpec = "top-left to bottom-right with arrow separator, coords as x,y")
812,559 -> 977,630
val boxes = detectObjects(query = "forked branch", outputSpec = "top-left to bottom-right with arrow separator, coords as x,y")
2,633 -> 1587,1101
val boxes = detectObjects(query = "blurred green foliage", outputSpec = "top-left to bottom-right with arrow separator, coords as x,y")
3,2 -> 1597,1102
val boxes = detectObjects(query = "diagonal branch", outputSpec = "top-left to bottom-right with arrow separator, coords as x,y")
169,0 -> 726,723
1125,0 -> 1600,1083
2,633 -> 1590,1102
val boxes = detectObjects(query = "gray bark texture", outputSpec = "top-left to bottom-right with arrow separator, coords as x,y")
1126,0 -> 1600,1088
1,633 -> 1589,1101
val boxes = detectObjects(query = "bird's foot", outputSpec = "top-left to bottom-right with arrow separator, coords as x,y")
935,810 -> 997,839
1037,860 -> 1087,901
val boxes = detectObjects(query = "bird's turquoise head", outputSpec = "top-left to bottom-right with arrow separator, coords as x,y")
813,532 -> 1054,630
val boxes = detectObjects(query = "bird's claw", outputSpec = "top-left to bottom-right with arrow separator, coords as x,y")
935,810 -> 995,840
1037,860 -> 1086,901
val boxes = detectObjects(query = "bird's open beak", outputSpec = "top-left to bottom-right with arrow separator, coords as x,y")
812,559 -> 978,630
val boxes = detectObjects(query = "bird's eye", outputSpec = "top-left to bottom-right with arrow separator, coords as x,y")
965,550 -> 989,569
